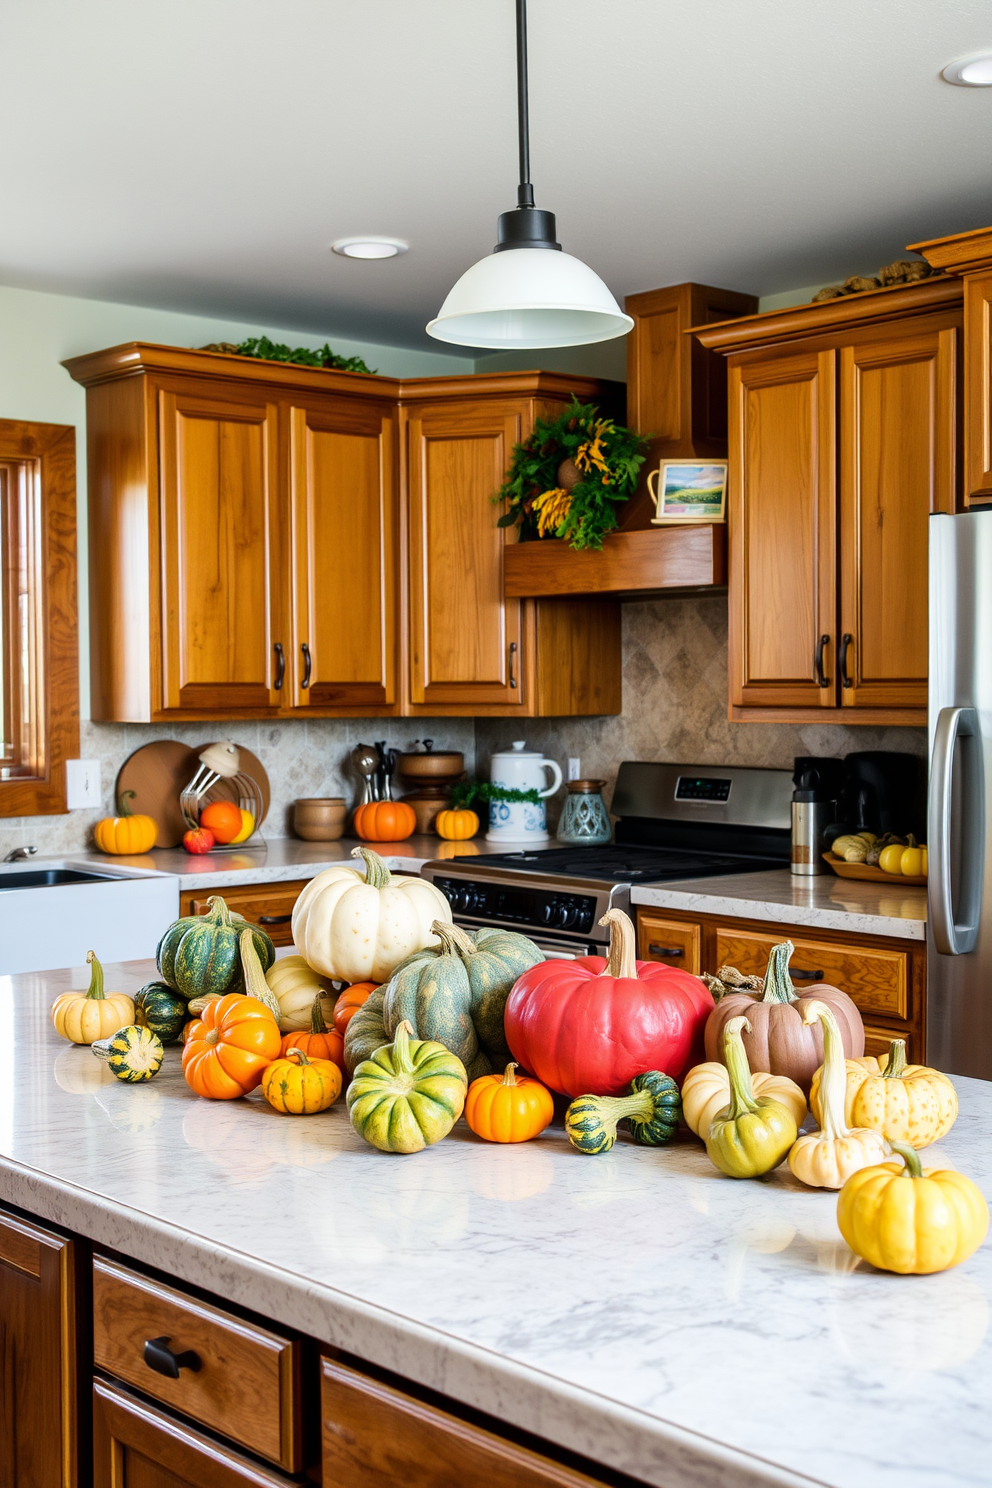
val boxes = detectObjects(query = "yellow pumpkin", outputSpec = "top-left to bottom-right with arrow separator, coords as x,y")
435,808 -> 480,841
788,1001 -> 889,1190
51,951 -> 135,1045
838,1141 -> 989,1274
264,954 -> 337,1033
681,1060 -> 807,1138
261,1048 -> 342,1115
810,1038 -> 957,1149
93,791 -> 158,854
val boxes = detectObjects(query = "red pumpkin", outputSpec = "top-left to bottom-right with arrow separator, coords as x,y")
504,909 -> 713,1097
353,800 -> 416,842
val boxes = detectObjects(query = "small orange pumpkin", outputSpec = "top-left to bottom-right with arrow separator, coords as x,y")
464,1062 -> 555,1143
93,791 -> 158,855
353,799 -> 416,842
280,994 -> 345,1074
435,808 -> 479,842
182,993 -> 282,1100
332,982 -> 378,1037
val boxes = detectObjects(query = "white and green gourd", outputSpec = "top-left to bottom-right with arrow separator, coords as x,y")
91,1024 -> 164,1083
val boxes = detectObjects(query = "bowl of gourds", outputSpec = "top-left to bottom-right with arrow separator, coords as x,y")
823,832 -> 927,885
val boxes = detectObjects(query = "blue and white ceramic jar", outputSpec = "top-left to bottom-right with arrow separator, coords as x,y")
556,779 -> 612,845
486,741 -> 563,844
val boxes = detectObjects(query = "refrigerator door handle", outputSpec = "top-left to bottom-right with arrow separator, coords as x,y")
930,705 -> 985,956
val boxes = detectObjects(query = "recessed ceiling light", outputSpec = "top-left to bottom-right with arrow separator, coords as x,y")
942,51 -> 992,86
330,237 -> 408,259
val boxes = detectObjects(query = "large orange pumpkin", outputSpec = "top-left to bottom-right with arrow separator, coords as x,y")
353,799 -> 416,842
332,982 -> 378,1037
280,994 -> 345,1074
182,993 -> 282,1099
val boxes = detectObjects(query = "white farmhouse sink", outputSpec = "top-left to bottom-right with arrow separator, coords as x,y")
0,859 -> 179,975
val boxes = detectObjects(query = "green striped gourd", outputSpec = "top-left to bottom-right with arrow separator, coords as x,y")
134,982 -> 188,1044
565,1071 -> 682,1155
92,1025 -> 164,1083
156,896 -> 275,1000
346,1020 -> 467,1154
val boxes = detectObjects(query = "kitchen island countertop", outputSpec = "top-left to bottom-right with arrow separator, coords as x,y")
3,959 -> 989,1488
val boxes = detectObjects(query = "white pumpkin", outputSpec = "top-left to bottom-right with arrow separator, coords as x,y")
265,955 -> 337,1033
291,847 -> 453,984
681,1060 -> 808,1137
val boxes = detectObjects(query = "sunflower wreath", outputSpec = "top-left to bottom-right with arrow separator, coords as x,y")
494,398 -> 648,551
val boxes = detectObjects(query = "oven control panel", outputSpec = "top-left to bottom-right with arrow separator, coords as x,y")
432,876 -> 598,935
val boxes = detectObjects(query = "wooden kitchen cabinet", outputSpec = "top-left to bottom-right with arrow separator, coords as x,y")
179,879 -> 309,946
0,1205 -> 85,1488
696,277 -> 964,724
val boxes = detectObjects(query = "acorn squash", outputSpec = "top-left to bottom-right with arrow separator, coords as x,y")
134,982 -> 188,1045
156,896 -> 274,1000
347,1020 -> 467,1153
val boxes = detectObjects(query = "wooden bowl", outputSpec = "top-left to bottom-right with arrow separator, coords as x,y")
822,851 -> 927,887
294,797 -> 347,841
396,750 -> 464,784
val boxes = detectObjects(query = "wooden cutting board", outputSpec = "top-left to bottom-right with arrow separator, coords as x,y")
115,741 -> 271,849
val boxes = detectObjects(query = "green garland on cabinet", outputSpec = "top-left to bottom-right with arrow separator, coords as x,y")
199,335 -> 377,375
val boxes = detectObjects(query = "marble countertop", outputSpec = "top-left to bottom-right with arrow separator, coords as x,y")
3,961 -> 990,1488
631,869 -> 927,942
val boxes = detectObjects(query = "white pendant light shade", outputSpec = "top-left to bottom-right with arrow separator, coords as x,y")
427,247 -> 632,349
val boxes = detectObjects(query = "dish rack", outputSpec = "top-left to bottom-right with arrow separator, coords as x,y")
180,741 -> 265,849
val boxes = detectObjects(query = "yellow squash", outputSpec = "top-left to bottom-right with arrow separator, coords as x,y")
681,1060 -> 807,1138
261,1047 -> 341,1115
705,1016 -> 798,1178
51,951 -> 135,1045
838,1140 -> 989,1274
788,1001 -> 889,1189
810,1037 -> 957,1148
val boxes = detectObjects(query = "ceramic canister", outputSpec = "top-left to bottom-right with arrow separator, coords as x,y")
486,742 -> 563,844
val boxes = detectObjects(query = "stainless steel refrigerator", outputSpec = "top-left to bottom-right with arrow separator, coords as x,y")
928,511 -> 991,1077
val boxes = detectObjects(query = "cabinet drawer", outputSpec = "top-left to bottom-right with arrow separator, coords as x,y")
636,913 -> 701,974
864,1022 -> 919,1062
713,927 -> 909,1020
322,1357 -> 604,1488
92,1257 -> 300,1471
181,880 -> 309,947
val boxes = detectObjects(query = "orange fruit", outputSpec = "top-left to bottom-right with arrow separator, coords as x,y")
199,800 -> 244,844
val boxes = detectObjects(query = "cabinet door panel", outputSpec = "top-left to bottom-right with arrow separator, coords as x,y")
840,329 -> 956,708
159,389 -> 281,713
636,913 -> 701,973
407,404 -> 524,707
289,402 -> 397,709
728,351 -> 837,707
964,272 -> 992,500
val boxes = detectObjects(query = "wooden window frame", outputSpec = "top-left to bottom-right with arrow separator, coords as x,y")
0,420 -> 78,816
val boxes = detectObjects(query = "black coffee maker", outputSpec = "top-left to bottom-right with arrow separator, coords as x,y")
792,751 -> 926,840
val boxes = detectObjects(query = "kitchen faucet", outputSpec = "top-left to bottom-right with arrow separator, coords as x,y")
4,845 -> 36,862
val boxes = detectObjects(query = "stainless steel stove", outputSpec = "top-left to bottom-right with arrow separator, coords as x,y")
422,761 -> 793,957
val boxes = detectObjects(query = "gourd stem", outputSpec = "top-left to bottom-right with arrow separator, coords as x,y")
599,909 -> 637,979
889,1139 -> 923,1178
583,1088 -> 656,1140
502,1062 -> 519,1087
882,1039 -> 908,1081
205,895 -> 231,925
760,942 -> 799,1005
238,930 -> 281,1022
393,1020 -> 416,1075
85,950 -> 105,1001
430,920 -> 478,959
351,846 -> 392,889
803,999 -> 850,1140
721,1016 -> 761,1119
118,789 -> 137,818
285,1047 -> 311,1066
310,993 -> 328,1035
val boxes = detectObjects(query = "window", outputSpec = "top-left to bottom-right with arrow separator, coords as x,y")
0,421 -> 78,816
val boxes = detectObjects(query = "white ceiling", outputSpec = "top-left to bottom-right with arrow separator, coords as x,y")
2,0 -> 992,351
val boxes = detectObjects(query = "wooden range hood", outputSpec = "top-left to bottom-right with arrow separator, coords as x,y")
504,281 -> 755,600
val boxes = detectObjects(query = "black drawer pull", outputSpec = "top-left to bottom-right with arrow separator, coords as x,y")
259,913 -> 293,925
273,641 -> 285,690
301,642 -> 312,690
648,943 -> 684,958
143,1336 -> 202,1379
789,967 -> 824,981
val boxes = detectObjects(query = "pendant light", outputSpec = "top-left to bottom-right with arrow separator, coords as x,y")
426,0 -> 632,349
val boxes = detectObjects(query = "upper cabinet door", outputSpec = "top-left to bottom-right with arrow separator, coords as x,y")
839,327 -> 957,709
287,401 -> 398,710
963,273 -> 992,500
407,401 -> 524,708
728,350 -> 837,710
159,388 -> 282,714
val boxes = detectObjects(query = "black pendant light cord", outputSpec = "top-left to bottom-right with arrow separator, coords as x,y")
494,0 -> 560,250
516,0 -> 534,207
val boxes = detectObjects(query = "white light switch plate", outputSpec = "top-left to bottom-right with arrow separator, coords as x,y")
567,757 -> 581,781
66,759 -> 101,809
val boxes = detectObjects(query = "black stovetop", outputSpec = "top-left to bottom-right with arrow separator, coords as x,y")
466,844 -> 784,884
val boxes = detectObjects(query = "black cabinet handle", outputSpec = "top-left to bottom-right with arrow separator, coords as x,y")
273,642 -> 285,691
508,641 -> 518,690
143,1336 -> 202,1379
789,968 -> 824,981
814,634 -> 830,689
259,913 -> 292,925
838,633 -> 854,690
301,642 -> 312,690
648,943 -> 684,958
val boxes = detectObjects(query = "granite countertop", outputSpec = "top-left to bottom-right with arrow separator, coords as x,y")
78,834 -> 487,888
3,961 -> 989,1488
631,869 -> 927,942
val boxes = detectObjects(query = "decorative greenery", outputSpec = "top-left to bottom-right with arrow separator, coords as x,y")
200,335 -> 377,375
449,779 -> 542,810
494,397 -> 648,551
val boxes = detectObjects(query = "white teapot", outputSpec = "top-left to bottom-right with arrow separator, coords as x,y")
486,742 -> 563,844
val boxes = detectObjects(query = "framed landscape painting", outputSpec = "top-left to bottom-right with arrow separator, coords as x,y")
648,461 -> 728,523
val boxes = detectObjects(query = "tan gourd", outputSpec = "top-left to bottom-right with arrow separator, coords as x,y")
681,1060 -> 807,1138
788,1001 -> 889,1189
51,952 -> 135,1046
